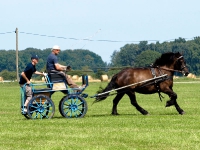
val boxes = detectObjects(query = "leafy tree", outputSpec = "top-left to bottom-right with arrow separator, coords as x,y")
111,44 -> 140,67
134,50 -> 161,67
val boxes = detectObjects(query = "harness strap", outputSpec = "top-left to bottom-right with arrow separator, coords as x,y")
150,68 -> 164,101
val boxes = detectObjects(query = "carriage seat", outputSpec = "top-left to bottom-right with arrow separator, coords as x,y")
48,72 -> 66,82
48,72 -> 68,91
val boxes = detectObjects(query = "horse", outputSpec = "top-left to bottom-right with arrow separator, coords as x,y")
94,52 -> 189,115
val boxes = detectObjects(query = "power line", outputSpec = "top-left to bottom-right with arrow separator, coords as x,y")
0,30 -> 197,43
18,31 -> 197,43
0,31 -> 14,34
18,31 -> 161,43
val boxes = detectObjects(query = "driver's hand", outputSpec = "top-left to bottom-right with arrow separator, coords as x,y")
43,72 -> 48,76
67,66 -> 71,70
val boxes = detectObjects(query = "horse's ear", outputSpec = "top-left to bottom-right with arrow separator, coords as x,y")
179,51 -> 184,55
177,51 -> 183,56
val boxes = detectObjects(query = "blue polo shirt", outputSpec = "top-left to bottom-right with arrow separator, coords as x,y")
46,53 -> 58,71
19,63 -> 36,84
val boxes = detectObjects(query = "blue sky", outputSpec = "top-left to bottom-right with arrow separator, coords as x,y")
0,0 -> 200,63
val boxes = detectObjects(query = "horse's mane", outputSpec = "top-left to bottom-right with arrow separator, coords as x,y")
152,52 -> 178,66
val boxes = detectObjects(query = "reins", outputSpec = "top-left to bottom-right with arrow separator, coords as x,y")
158,67 -> 182,73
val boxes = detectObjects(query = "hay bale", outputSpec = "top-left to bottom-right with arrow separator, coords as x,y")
0,77 -> 3,82
88,75 -> 93,80
42,77 -> 45,81
72,75 -> 79,80
78,77 -> 82,81
101,75 -> 108,81
67,75 -> 72,79
187,73 -> 192,78
187,73 -> 196,79
191,74 -> 196,79
173,76 -> 179,79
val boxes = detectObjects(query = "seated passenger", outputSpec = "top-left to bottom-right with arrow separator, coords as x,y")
46,45 -> 85,89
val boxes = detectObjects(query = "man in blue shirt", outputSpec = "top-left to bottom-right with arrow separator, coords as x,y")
46,45 -> 85,88
19,55 -> 44,112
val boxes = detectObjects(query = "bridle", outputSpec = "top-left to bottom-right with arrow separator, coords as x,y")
156,55 -> 187,73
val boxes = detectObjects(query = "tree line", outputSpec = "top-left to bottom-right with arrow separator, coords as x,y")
0,36 -> 200,80
0,48 -> 106,80
110,37 -> 200,75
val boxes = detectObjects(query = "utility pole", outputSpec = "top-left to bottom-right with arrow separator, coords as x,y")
15,28 -> 19,82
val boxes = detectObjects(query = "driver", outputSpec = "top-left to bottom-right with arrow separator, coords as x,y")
46,45 -> 85,89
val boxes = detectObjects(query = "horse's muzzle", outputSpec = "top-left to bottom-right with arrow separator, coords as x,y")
183,72 -> 189,76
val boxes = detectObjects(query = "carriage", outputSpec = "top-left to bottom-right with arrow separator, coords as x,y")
20,72 -> 89,119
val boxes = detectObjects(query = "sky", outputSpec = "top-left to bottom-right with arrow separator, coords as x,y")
0,0 -> 200,63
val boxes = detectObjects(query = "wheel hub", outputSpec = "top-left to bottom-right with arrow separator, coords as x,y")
38,106 -> 45,113
70,104 -> 78,111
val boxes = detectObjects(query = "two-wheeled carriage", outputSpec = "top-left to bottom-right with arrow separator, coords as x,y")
20,72 -> 88,119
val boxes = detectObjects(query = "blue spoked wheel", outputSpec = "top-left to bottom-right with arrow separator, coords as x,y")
27,95 -> 55,119
59,95 -> 88,118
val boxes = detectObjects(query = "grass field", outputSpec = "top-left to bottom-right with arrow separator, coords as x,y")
0,78 -> 200,150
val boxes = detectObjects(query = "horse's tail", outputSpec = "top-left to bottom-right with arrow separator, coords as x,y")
93,74 -> 118,103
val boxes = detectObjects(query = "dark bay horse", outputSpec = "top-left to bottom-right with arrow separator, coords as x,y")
94,52 -> 189,115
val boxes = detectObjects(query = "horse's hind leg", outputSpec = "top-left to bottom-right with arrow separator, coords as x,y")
165,90 -> 184,115
127,91 -> 149,115
112,92 -> 125,115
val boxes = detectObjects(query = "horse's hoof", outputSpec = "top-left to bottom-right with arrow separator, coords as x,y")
142,111 -> 149,115
180,111 -> 185,115
143,113 -> 149,115
111,112 -> 119,115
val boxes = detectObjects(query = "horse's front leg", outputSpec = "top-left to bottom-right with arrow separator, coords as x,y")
165,90 -> 185,115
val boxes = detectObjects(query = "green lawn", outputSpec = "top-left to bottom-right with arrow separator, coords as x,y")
0,79 -> 200,150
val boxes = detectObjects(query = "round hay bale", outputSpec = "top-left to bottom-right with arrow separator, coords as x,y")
88,75 -> 93,80
67,75 -> 71,79
0,77 -> 3,82
72,75 -> 79,80
187,73 -> 193,78
101,75 -> 108,81
173,76 -> 179,79
78,77 -> 82,81
191,74 -> 196,79
42,77 -> 45,81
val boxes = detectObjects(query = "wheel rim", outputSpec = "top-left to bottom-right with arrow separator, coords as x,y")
27,95 -> 55,119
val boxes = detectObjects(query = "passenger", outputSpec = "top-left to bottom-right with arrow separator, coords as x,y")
46,45 -> 85,89
19,55 -> 44,112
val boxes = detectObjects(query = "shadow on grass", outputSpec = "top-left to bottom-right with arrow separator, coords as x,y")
87,112 -> 179,117
18,112 -> 180,120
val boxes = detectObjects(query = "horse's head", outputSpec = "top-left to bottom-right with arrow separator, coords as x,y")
174,52 -> 189,76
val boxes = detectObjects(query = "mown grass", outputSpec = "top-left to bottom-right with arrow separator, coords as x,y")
0,79 -> 200,150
